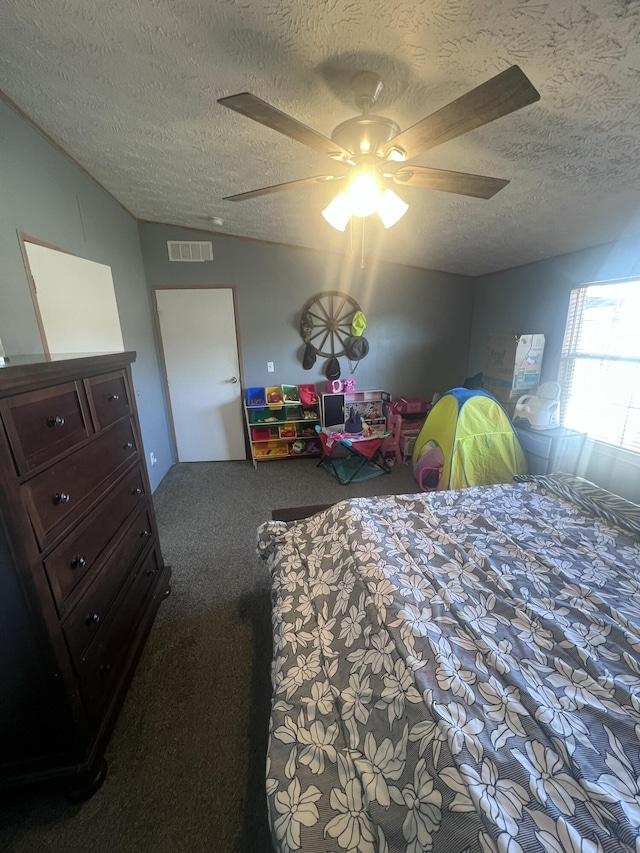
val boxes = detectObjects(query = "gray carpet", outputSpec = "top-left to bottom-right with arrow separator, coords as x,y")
0,458 -> 417,853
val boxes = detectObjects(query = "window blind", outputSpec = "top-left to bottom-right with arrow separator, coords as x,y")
559,280 -> 640,453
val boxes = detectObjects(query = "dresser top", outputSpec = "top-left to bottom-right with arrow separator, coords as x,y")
0,352 -> 136,395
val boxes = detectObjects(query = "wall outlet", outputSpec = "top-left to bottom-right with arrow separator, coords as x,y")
267,361 -> 274,373
150,452 -> 157,467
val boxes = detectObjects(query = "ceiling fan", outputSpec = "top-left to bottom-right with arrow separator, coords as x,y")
217,66 -> 540,230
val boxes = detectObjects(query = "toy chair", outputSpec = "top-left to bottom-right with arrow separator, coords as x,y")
315,426 -> 391,485
413,440 -> 445,492
381,413 -> 403,465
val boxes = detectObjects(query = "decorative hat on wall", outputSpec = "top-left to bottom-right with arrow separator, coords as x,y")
351,311 -> 367,337
345,334 -> 369,373
325,357 -> 341,380
345,336 -> 369,361
302,341 -> 317,370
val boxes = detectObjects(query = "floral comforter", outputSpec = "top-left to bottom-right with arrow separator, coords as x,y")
257,475 -> 640,853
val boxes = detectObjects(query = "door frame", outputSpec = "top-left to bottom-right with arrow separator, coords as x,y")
151,285 -> 245,462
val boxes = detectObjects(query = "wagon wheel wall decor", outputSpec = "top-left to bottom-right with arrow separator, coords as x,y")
299,292 -> 361,358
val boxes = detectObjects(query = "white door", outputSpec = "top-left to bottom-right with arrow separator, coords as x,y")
155,288 -> 245,461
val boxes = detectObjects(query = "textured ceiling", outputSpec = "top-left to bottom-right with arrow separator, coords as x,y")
2,0 -> 640,275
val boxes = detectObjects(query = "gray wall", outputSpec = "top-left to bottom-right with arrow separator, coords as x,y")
0,100 -> 172,490
469,237 -> 640,501
139,223 -> 475,409
0,96 -> 474,492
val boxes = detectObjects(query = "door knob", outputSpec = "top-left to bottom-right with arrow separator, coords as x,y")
229,376 -> 238,383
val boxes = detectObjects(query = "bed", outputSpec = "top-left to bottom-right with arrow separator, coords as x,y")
257,474 -> 640,853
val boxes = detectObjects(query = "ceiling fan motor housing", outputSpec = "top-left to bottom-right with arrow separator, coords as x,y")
331,115 -> 401,160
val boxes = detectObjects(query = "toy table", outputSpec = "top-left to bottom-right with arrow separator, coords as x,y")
316,427 -> 391,485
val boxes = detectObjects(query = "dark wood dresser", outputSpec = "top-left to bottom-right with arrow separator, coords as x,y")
0,352 -> 170,799
514,421 -> 586,476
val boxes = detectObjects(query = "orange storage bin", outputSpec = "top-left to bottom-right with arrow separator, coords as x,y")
254,440 -> 288,458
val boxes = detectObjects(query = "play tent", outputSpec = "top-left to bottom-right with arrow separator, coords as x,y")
412,388 -> 527,491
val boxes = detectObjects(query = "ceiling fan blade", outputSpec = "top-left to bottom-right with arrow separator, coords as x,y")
223,175 -> 345,202
383,65 -> 540,161
389,166 -> 509,199
218,93 -> 353,160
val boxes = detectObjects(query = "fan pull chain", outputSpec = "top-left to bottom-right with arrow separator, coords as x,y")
361,217 -> 366,269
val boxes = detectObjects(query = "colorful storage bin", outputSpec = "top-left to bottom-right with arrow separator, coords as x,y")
251,427 -> 273,441
298,384 -> 318,405
250,407 -> 282,425
253,440 -> 288,458
282,385 -> 300,403
265,385 -> 284,407
285,406 -> 303,421
278,425 -> 297,438
246,387 -> 266,406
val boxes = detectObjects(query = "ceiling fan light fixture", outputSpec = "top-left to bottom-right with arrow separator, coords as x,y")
322,192 -> 351,231
324,180 -> 409,231
386,146 -> 407,162
346,173 -> 381,217
377,189 -> 409,229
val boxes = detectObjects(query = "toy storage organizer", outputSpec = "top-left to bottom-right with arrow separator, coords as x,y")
244,385 -> 322,468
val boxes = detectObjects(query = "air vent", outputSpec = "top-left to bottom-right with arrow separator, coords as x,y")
167,241 -> 213,262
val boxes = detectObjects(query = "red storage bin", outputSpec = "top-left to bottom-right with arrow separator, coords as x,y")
251,427 -> 272,441
385,398 -> 431,416
298,384 -> 318,405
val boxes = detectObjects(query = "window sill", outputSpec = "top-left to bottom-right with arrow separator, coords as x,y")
587,439 -> 640,467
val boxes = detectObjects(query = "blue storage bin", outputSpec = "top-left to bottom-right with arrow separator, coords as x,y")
246,386 -> 266,406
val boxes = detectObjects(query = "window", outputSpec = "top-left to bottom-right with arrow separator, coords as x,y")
559,280 -> 640,453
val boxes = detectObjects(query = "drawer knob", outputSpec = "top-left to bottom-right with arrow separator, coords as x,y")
99,663 -> 112,676
123,441 -> 134,449
108,394 -> 120,402
140,529 -> 151,538
131,486 -> 142,495
71,555 -> 87,569
53,492 -> 71,504
47,415 -> 65,427
86,612 -> 101,625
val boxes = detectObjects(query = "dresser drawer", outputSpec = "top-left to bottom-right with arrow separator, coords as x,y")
62,506 -> 154,663
24,419 -> 139,548
1,381 -> 91,474
77,548 -> 162,721
85,371 -> 131,431
516,427 -> 552,461
515,426 -> 586,476
43,466 -> 147,610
